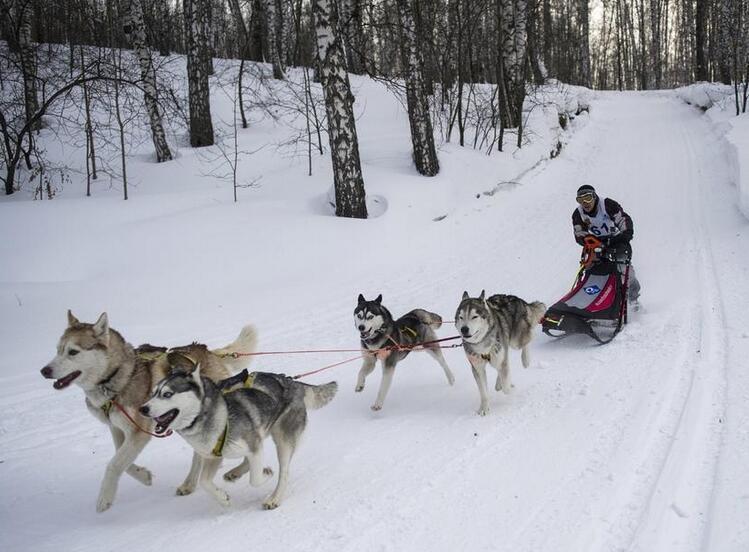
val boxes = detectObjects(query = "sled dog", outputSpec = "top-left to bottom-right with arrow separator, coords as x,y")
40,311 -> 257,512
140,357 -> 338,510
354,294 -> 455,411
455,291 -> 546,415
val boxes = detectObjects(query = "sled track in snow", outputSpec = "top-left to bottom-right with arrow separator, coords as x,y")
622,115 -> 728,552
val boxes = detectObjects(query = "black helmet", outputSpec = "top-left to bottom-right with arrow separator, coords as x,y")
576,185 -> 596,197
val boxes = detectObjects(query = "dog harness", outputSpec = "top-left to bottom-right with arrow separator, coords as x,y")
211,371 -> 257,457
212,424 -> 229,457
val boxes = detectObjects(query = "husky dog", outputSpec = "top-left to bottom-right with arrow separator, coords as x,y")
140,361 -> 338,510
354,294 -> 455,411
40,311 -> 257,512
455,291 -> 546,416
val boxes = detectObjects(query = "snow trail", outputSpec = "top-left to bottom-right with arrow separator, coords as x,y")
1,92 -> 745,552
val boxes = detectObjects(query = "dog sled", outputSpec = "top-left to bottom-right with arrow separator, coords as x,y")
541,236 -> 631,344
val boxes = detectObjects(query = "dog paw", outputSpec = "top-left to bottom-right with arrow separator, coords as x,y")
96,493 -> 114,513
370,404 -> 382,411
476,406 -> 489,416
176,484 -> 196,496
495,380 -> 502,392
214,490 -> 231,507
447,374 -> 455,386
129,466 -> 153,486
223,472 -> 241,483
355,384 -> 364,392
263,467 -> 274,477
262,498 -> 281,510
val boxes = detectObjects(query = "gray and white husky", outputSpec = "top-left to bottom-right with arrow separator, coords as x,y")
40,311 -> 257,512
455,291 -> 546,415
140,361 -> 337,510
354,294 -> 455,411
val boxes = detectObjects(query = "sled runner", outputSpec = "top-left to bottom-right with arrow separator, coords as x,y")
542,236 -> 630,344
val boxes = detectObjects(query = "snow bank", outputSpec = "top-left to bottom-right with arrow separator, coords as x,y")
674,82 -> 734,110
675,83 -> 749,219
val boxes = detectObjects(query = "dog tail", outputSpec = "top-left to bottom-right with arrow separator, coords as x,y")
528,301 -> 547,324
302,381 -> 338,410
213,324 -> 258,373
410,309 -> 443,330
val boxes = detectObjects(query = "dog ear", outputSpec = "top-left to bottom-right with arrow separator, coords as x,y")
167,352 -> 197,375
479,290 -> 486,301
375,294 -> 382,304
358,294 -> 365,304
462,291 -> 469,301
191,363 -> 203,388
92,312 -> 110,346
67,310 -> 80,327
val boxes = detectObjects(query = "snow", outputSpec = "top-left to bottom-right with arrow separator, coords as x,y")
1,60 -> 749,552
673,82 -> 749,219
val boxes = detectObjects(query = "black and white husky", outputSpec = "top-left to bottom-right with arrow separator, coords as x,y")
455,291 -> 546,416
140,362 -> 337,510
354,294 -> 455,411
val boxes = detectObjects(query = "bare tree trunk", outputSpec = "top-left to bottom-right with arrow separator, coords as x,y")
396,0 -> 439,176
716,0 -> 733,84
542,0 -> 552,77
80,47 -> 97,188
312,0 -> 367,219
112,49 -> 129,200
263,0 -> 285,78
184,0 -> 215,147
695,0 -> 708,80
498,0 -> 528,128
125,0 -> 173,161
579,0 -> 591,86
341,0 -> 365,74
649,0 -> 663,88
17,0 -> 40,130
228,0 -> 250,128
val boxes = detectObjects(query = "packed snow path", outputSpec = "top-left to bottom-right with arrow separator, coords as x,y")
1,92 -> 747,552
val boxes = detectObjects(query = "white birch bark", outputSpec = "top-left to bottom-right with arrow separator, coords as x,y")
125,0 -> 173,161
16,0 -> 39,130
263,0 -> 286,79
395,0 -> 439,176
498,0 -> 528,128
184,0 -> 215,147
312,0 -> 368,218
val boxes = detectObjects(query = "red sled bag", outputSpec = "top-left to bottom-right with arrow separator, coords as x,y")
542,236 -> 630,344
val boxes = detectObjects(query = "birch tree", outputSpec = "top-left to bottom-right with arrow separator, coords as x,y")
497,0 -> 528,129
184,0 -> 215,147
124,0 -> 173,161
396,0 -> 439,176
263,0 -> 286,79
312,0 -> 368,219
17,0 -> 39,130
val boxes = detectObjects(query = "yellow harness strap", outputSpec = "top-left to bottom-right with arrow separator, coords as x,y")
402,326 -> 418,339
211,423 -> 229,457
212,372 -> 256,457
221,371 -> 256,394
100,400 -> 113,418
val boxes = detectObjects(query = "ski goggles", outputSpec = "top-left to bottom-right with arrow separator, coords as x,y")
576,192 -> 596,204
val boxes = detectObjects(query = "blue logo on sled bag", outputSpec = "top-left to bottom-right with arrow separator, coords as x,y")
584,285 -> 601,295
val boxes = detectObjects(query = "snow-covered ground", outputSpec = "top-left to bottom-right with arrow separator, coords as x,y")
1,65 -> 748,552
